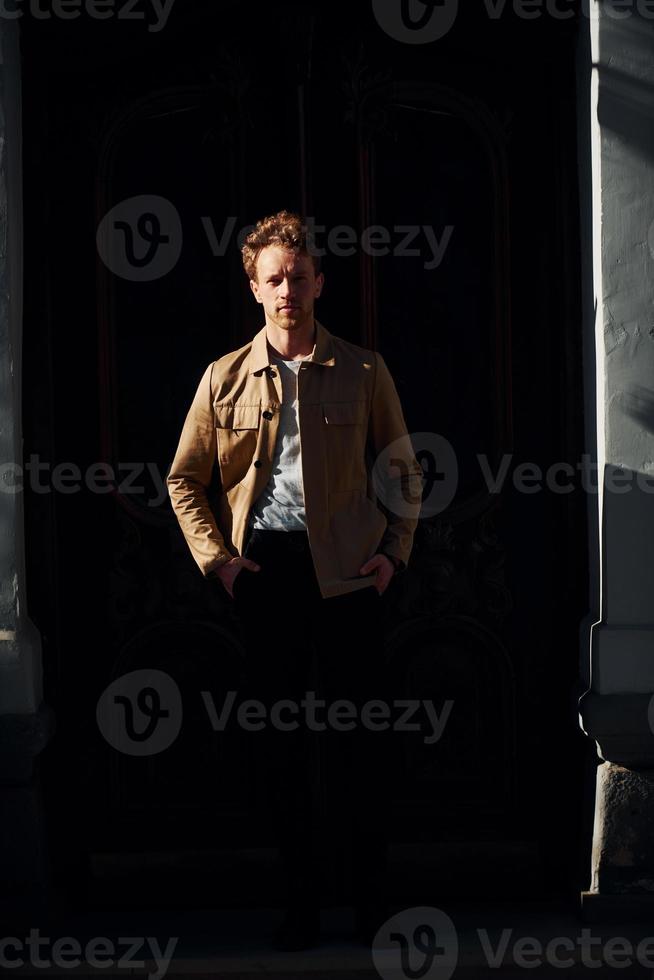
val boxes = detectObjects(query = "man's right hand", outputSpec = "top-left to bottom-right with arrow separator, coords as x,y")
214,557 -> 261,599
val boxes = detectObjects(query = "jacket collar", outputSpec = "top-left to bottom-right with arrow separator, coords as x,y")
248,317 -> 336,374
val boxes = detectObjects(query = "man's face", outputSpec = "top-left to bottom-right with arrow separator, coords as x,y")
249,245 -> 324,333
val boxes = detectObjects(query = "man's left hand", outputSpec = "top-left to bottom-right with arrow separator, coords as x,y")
359,553 -> 396,595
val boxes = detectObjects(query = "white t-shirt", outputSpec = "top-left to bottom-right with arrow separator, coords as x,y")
248,351 -> 310,531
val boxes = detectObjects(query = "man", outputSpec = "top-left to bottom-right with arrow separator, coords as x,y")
167,210 -> 423,949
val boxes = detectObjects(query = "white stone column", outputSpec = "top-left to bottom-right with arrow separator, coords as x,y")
579,0 -> 654,918
0,17 -> 53,923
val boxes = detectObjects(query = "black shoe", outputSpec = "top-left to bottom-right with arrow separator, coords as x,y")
354,900 -> 389,946
272,906 -> 321,951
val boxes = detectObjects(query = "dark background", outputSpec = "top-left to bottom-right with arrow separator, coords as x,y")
20,0 -> 595,914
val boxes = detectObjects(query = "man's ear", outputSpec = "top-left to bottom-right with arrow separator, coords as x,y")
315,272 -> 324,298
249,278 -> 262,303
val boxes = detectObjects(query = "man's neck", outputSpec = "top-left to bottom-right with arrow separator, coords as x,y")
266,318 -> 316,361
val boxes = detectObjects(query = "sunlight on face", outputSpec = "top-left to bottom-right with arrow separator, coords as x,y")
249,245 -> 324,333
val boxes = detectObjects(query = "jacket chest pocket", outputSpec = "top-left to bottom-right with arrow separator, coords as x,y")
214,402 -> 261,472
322,400 -> 368,491
322,401 -> 368,426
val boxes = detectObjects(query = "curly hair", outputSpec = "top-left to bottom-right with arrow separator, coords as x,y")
241,210 -> 321,281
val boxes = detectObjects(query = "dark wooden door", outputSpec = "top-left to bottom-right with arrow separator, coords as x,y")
21,0 -> 592,909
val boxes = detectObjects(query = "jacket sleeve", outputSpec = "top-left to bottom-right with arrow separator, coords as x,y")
367,352 -> 423,573
166,361 -> 234,576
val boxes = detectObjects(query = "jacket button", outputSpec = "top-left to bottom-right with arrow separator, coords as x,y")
262,410 -> 273,420
254,460 -> 262,468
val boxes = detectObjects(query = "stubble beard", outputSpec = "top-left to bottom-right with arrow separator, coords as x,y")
273,305 -> 314,333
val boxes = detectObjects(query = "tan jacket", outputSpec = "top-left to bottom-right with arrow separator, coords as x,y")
166,318 -> 423,598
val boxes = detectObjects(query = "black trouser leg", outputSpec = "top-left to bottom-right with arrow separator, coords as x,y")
234,530 -> 321,907
314,585 -> 390,906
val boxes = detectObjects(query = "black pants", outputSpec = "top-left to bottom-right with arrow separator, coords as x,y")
233,527 -> 390,908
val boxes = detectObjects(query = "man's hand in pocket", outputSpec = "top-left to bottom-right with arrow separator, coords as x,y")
213,557 -> 261,599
